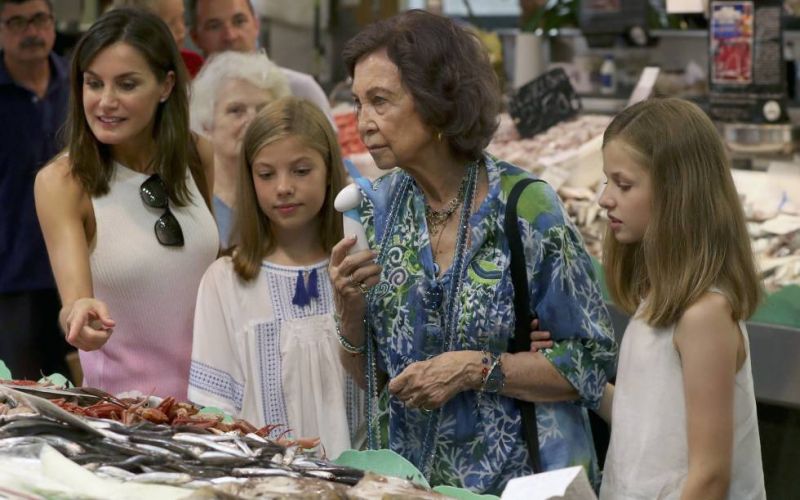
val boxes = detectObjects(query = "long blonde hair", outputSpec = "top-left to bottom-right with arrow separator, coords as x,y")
602,98 -> 762,327
232,97 -> 346,281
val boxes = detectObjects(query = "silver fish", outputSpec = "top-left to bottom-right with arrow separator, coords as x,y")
172,434 -> 249,458
38,434 -> 85,457
245,432 -> 269,444
127,471 -> 193,485
197,451 -> 247,465
303,469 -> 336,481
282,445 -> 296,466
232,467 -> 300,477
234,439 -> 254,457
210,476 -> 249,485
95,465 -> 135,480
174,432 -> 234,443
130,442 -> 183,460
96,428 -> 130,442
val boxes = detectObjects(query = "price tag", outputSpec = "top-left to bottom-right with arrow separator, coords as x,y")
509,67 -> 582,139
627,67 -> 660,107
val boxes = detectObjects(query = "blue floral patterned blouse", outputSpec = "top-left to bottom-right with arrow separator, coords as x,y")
353,154 -> 617,494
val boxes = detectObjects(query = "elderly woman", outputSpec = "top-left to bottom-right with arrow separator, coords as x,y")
190,50 -> 290,247
329,10 -> 617,494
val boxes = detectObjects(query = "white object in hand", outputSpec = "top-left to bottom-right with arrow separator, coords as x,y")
334,184 -> 369,253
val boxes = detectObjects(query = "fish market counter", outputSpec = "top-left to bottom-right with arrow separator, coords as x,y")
0,384 -> 452,499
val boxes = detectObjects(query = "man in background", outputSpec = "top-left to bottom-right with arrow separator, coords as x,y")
112,0 -> 205,78
0,0 -> 72,380
189,0 -> 333,123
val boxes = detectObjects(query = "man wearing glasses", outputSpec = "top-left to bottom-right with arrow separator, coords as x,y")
0,0 -> 71,379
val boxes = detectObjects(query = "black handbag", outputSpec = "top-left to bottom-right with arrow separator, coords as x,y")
504,177 -> 545,473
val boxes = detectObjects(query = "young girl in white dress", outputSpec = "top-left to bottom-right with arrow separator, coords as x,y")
188,97 -> 363,458
592,98 -> 765,499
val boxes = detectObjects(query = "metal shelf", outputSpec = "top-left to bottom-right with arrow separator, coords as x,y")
607,304 -> 800,410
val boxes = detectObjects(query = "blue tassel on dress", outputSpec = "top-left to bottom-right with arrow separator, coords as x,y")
292,269 -> 319,307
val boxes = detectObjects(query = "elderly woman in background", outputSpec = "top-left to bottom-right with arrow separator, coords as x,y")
328,10 -> 617,494
190,50 -> 290,247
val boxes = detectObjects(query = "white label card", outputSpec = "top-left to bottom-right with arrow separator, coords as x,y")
627,67 -> 661,108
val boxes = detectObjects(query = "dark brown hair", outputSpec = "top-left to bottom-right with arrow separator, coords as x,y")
66,7 -> 194,205
602,98 -> 762,327
342,9 -> 500,161
232,97 -> 346,281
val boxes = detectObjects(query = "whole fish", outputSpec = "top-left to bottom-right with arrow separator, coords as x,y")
197,451 -> 252,466
232,467 -> 301,478
95,465 -> 135,480
127,471 -> 193,485
172,433 -> 249,458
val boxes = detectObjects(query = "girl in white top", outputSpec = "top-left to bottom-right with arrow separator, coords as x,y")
589,98 -> 765,499
188,97 -> 363,459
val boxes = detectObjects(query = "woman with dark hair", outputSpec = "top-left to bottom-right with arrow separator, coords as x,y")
329,10 -> 617,493
34,8 -> 218,400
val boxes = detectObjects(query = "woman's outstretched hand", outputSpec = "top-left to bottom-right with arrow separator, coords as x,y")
61,298 -> 115,351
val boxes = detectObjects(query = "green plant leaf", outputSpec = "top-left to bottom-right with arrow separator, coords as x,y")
38,373 -> 73,388
197,406 -> 234,423
333,449 -> 430,488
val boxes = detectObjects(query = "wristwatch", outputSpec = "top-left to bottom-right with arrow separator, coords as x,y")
482,355 -> 505,394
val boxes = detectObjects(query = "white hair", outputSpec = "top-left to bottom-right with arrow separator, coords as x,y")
189,50 -> 291,136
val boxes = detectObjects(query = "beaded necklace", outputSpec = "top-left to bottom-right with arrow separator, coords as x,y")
424,171 -> 470,237
364,161 -> 479,479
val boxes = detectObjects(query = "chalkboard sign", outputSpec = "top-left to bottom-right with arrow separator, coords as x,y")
509,67 -> 582,139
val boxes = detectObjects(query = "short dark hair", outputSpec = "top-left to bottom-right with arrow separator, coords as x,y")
343,10 -> 500,161
186,0 -> 255,29
0,0 -> 53,13
186,0 -> 199,27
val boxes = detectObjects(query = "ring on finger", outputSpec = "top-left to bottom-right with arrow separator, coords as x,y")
347,274 -> 356,286
357,282 -> 369,295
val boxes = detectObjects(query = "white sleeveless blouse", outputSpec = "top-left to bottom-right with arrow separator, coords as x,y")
600,293 -> 766,500
82,162 -> 218,400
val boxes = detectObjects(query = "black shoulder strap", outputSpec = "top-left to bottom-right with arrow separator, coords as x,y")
505,177 -> 544,354
504,176 -> 545,473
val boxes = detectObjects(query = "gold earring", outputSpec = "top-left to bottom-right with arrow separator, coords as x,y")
437,131 -> 443,141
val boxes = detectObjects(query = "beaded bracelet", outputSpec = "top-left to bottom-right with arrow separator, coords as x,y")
480,351 -> 494,387
479,350 -> 504,393
334,313 -> 365,355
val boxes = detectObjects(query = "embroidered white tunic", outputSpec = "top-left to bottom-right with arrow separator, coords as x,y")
188,257 -> 363,458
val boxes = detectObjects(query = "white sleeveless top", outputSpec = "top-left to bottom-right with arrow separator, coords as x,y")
600,293 -> 766,500
82,162 -> 219,400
